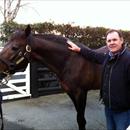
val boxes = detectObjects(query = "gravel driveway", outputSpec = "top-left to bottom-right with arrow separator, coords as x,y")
2,90 -> 106,130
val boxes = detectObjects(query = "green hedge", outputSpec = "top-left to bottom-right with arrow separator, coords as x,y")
1,22 -> 130,48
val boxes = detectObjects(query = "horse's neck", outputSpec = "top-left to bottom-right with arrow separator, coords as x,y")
31,37 -> 69,77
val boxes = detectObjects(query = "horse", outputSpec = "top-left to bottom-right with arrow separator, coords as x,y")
0,25 -> 107,130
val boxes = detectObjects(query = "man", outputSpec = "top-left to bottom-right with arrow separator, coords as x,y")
67,29 -> 130,130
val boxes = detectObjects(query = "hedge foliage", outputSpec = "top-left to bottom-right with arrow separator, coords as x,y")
0,21 -> 130,48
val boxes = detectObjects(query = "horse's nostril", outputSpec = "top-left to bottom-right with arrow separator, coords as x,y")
9,63 -> 15,69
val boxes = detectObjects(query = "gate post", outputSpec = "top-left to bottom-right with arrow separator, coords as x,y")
30,62 -> 39,98
30,62 -> 62,98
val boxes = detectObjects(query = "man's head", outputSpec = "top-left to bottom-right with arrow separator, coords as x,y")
106,29 -> 124,53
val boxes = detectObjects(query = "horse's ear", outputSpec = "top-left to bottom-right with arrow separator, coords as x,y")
25,25 -> 31,37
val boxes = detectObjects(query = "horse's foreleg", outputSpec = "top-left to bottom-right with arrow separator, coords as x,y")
76,90 -> 87,130
68,90 -> 87,130
68,91 -> 87,130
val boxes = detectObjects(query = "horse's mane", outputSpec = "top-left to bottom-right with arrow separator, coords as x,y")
34,34 -> 68,46
34,34 -> 109,54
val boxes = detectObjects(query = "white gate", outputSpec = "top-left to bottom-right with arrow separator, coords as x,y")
1,64 -> 31,100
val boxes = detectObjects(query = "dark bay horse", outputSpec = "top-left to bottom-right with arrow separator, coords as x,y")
0,25 -> 107,130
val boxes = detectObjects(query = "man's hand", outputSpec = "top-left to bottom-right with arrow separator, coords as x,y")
67,40 -> 81,52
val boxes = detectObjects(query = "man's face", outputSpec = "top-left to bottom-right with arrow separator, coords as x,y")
106,32 -> 124,53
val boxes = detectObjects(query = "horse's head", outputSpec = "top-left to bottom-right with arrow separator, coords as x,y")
0,25 -> 32,78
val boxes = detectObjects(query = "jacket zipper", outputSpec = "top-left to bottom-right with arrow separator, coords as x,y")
108,65 -> 113,108
108,58 -> 119,109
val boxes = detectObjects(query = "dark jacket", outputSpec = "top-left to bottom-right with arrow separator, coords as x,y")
80,46 -> 130,111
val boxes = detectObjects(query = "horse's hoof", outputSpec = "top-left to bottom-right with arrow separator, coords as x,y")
79,127 -> 86,130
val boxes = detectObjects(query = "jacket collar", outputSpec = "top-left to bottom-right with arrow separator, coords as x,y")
108,47 -> 126,60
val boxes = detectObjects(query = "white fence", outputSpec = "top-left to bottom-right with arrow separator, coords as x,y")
1,64 -> 31,100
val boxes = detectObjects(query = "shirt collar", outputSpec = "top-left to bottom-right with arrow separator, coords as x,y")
109,47 -> 126,60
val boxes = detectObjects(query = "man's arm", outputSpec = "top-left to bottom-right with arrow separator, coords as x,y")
67,40 -> 106,64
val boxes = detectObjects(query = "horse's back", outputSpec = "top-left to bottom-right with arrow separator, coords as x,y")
95,45 -> 108,53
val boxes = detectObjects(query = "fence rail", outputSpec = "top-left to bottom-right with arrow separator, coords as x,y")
1,64 -> 31,100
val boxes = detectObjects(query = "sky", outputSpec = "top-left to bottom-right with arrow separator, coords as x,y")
0,0 -> 130,31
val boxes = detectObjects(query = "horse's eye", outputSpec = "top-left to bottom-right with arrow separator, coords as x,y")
12,46 -> 19,51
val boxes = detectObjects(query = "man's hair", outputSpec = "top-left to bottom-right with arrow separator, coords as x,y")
106,29 -> 123,38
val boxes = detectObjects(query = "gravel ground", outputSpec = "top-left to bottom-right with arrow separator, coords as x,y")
1,90 -> 106,130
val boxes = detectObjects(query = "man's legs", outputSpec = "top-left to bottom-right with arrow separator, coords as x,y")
105,107 -> 130,130
105,107 -> 116,130
113,110 -> 130,130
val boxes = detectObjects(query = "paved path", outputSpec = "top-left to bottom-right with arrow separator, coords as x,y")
2,90 -> 106,130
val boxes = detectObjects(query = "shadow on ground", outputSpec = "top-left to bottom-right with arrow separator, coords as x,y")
1,120 -> 34,130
